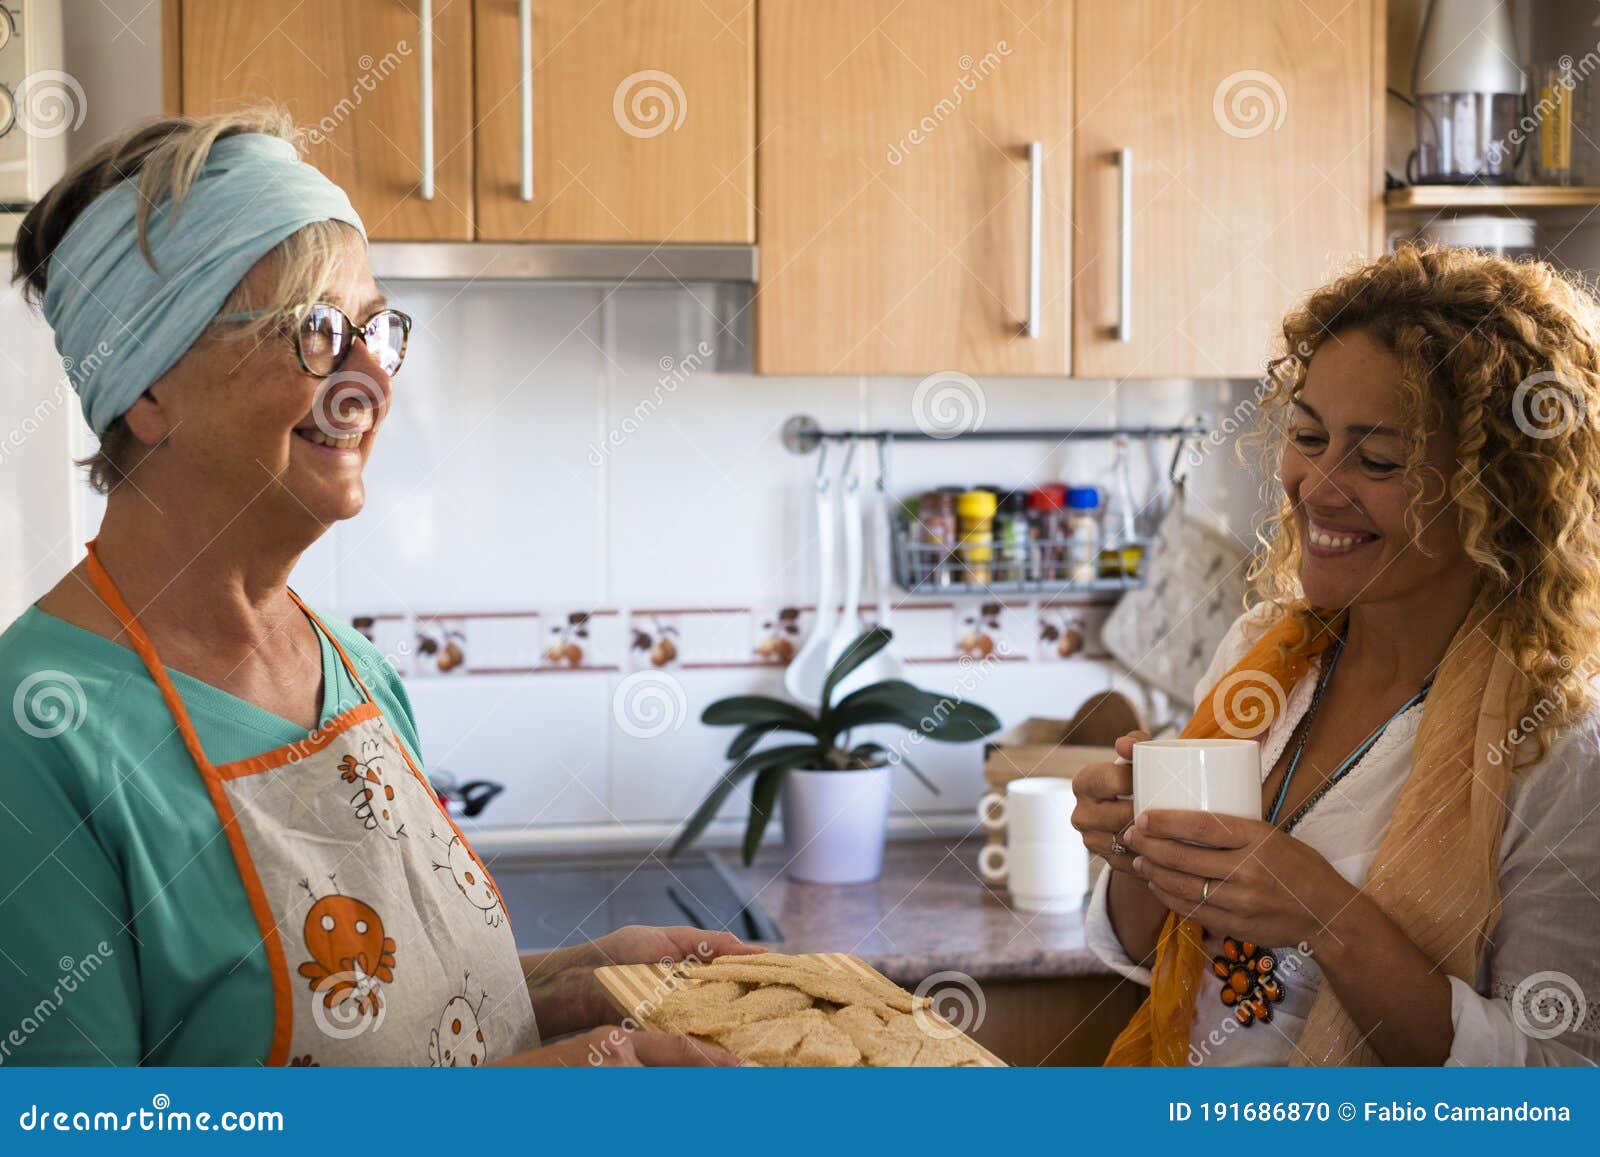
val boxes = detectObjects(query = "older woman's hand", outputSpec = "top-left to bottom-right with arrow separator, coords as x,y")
1070,730 -> 1147,873
592,924 -> 766,969
523,925 -> 765,1039
1124,809 -> 1358,950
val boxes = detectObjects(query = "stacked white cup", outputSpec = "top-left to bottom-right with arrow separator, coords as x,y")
976,778 -> 1087,913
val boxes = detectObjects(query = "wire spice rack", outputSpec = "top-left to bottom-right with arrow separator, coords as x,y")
890,516 -> 1150,597
782,413 -> 1210,600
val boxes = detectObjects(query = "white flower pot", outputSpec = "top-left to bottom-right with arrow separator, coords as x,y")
780,765 -> 892,884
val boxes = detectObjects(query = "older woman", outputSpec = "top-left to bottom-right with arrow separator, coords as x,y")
0,111 -> 757,1066
1074,246 -> 1600,1066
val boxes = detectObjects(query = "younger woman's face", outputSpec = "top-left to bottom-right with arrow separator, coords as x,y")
1279,327 -> 1467,610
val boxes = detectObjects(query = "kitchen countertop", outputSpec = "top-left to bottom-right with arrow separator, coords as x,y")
713,838 -> 1118,986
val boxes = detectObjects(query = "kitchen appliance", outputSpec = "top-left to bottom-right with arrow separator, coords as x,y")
0,0 -> 68,248
1410,0 -> 1525,184
485,851 -> 780,951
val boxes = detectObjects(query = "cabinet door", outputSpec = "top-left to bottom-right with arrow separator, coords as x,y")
1072,0 -> 1379,378
178,0 -> 473,241
757,0 -> 1072,375
474,0 -> 754,242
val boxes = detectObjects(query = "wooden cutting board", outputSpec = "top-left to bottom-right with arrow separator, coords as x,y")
593,951 -> 1006,1067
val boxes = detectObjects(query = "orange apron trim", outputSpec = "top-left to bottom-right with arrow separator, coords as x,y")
82,540 -> 530,1066
84,540 -> 297,1065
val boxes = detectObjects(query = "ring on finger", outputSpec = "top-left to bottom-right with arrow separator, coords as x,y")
1201,878 -> 1213,903
1109,825 -> 1131,857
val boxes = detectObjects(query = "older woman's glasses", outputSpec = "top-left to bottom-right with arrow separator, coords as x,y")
214,302 -> 412,378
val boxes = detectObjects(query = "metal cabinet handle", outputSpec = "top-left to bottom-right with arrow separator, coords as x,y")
420,0 -> 435,201
1025,141 -> 1042,339
519,0 -> 534,201
1116,147 -> 1132,342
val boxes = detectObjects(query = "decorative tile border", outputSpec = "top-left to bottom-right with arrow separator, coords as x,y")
347,593 -> 1115,677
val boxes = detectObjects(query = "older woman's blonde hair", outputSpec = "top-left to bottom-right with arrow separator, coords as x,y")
11,106 -> 359,493
1244,244 -> 1600,754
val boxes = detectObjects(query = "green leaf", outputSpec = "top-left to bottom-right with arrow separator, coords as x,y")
829,681 -> 1001,743
741,767 -> 785,865
701,695 -> 818,731
725,721 -> 813,761
668,743 -> 823,859
851,742 -> 941,796
819,626 -> 893,710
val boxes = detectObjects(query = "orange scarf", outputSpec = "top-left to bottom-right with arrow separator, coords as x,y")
1105,599 -> 1525,1066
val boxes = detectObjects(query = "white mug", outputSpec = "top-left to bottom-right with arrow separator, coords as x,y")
976,778 -> 1077,845
1131,738 -> 1262,820
978,841 -> 1088,913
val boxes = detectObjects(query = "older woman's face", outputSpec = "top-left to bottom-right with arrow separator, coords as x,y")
1279,327 -> 1467,610
137,236 -> 393,530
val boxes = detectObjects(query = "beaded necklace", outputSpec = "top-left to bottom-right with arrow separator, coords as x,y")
1211,628 -> 1434,1028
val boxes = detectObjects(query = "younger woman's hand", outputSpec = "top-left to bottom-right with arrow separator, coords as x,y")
1124,809 -> 1357,949
592,925 -> 765,969
1070,730 -> 1148,873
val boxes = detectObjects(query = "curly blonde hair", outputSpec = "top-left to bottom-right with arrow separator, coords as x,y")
1243,244 -> 1600,753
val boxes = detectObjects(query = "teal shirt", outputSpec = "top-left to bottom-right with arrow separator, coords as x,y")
0,605 -> 424,1066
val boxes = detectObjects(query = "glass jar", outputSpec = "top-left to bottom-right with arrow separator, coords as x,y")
1028,484 -> 1068,582
993,490 -> 1030,585
915,489 -> 958,587
1066,486 -> 1102,585
956,489 -> 997,585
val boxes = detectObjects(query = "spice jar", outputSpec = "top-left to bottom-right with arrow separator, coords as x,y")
1067,486 -> 1102,585
916,489 -> 958,587
993,490 -> 1030,585
1028,484 -> 1068,581
956,489 -> 998,585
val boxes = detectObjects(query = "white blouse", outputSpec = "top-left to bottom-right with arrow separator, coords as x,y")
1085,607 -> 1600,1065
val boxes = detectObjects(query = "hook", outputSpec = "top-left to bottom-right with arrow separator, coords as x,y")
1167,412 -> 1206,488
840,436 -> 860,493
875,434 -> 892,493
814,438 -> 832,491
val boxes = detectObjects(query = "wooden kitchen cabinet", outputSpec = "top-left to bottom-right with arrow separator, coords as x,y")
171,0 -> 475,241
1072,0 -> 1381,377
473,0 -> 755,242
756,0 -> 1074,375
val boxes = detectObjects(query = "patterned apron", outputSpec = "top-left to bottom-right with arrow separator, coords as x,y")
85,542 -> 539,1066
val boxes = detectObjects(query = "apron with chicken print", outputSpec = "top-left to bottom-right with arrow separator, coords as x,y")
85,542 -> 539,1067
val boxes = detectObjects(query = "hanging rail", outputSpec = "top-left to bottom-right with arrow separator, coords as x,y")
779,413 -> 1208,454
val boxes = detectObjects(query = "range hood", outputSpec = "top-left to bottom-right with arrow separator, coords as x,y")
368,242 -> 758,284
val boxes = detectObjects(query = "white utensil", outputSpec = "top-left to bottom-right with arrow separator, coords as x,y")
784,445 -> 841,705
834,440 -> 904,701
821,443 -> 864,677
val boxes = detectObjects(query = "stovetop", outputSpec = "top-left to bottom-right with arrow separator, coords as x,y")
483,851 -> 782,951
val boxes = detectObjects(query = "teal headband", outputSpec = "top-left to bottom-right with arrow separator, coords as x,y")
41,133 -> 367,436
